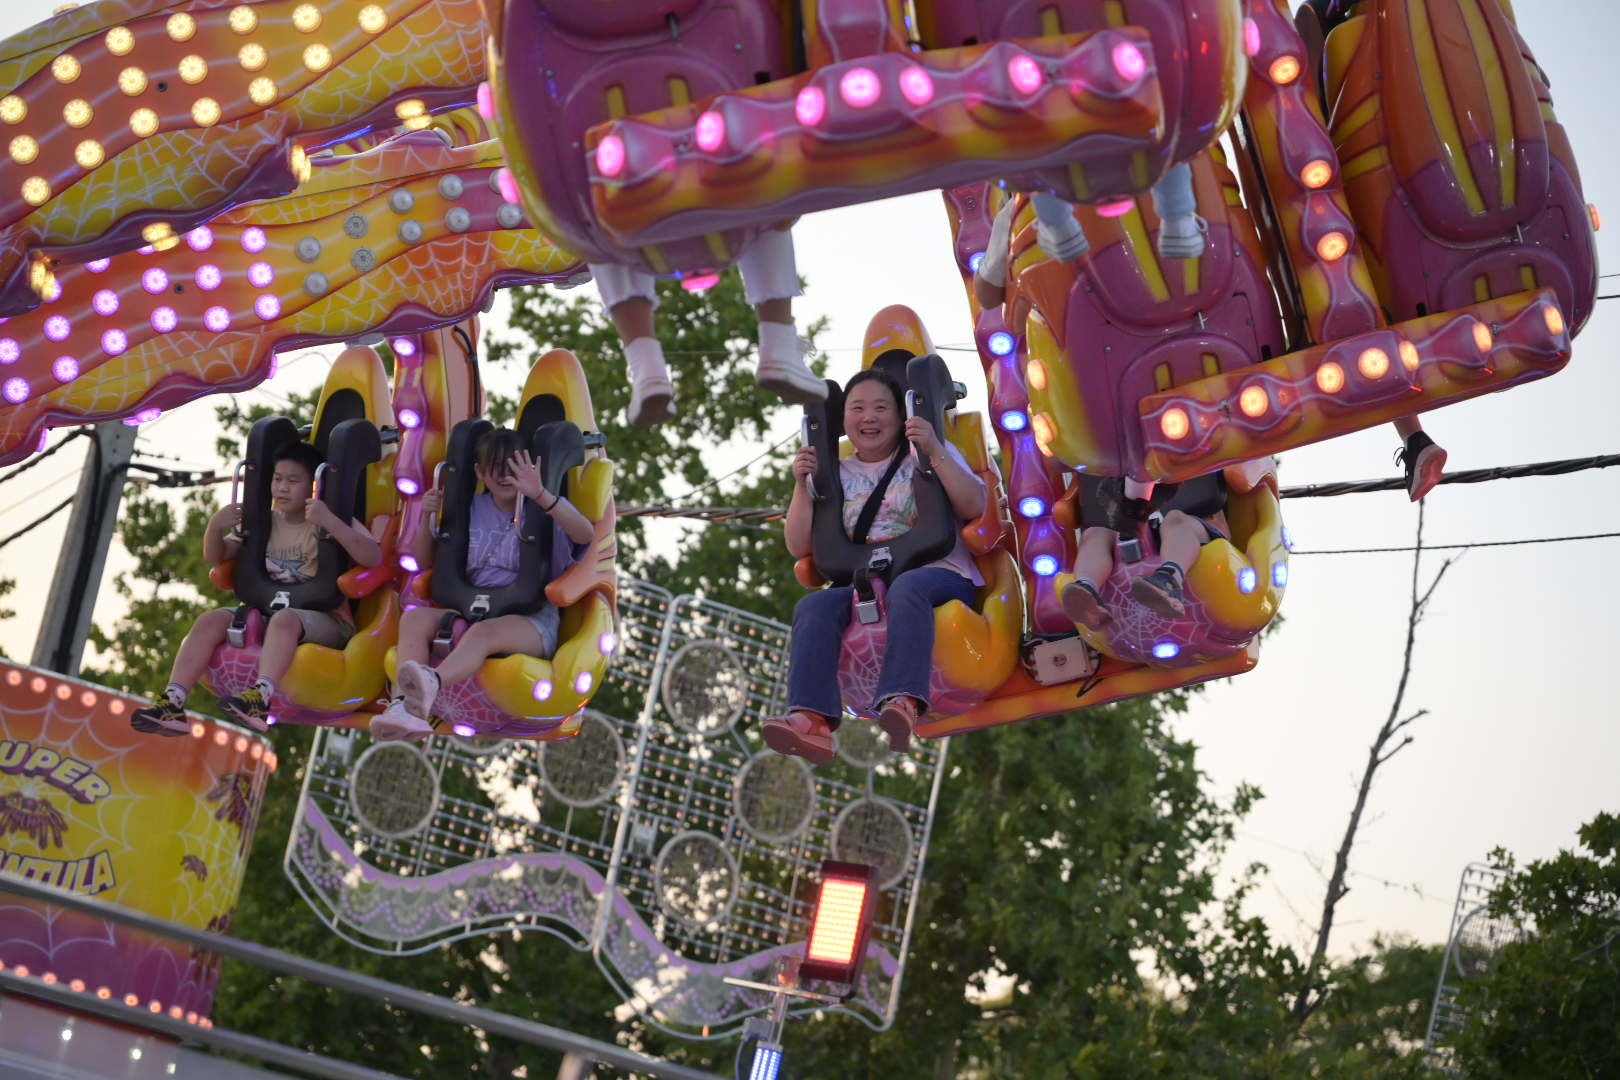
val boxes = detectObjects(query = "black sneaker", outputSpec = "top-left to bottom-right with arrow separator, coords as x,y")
1131,565 -> 1187,619
130,693 -> 189,737
1396,431 -> 1447,502
219,687 -> 271,732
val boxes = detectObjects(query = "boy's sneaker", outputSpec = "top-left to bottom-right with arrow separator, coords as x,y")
396,661 -> 441,724
130,693 -> 190,737
1397,431 -> 1447,502
370,698 -> 434,744
1131,565 -> 1187,619
219,687 -> 271,732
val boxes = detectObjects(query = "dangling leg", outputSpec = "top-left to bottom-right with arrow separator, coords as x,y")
1394,416 -> 1447,501
132,607 -> 234,735
1152,162 -> 1207,260
738,226 -> 825,405
1030,191 -> 1090,262
762,587 -> 853,764
374,605 -> 447,742
872,569 -> 978,750
592,261 -> 675,427
1061,526 -> 1120,629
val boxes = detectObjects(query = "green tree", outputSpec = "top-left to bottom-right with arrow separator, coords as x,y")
0,574 -> 14,622
1451,813 -> 1620,1079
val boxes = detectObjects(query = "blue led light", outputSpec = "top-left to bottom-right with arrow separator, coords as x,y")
988,330 -> 1015,356
1282,525 -> 1296,551
1152,640 -> 1181,660
968,251 -> 985,273
1272,562 -> 1289,587
748,1043 -> 784,1080
1237,567 -> 1257,594
1018,496 -> 1047,519
1031,554 -> 1059,577
999,409 -> 1029,432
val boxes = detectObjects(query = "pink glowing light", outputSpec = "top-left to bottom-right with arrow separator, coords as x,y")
495,167 -> 521,206
398,553 -> 419,573
123,407 -> 161,425
1112,41 -> 1146,82
86,258 -> 110,273
795,85 -> 827,126
598,631 -> 618,655
1007,54 -> 1043,95
0,339 -> 17,363
241,227 -> 267,254
532,679 -> 553,702
1097,197 -> 1135,218
396,477 -> 420,495
476,81 -> 494,121
151,306 -> 178,332
247,262 -> 274,288
694,110 -> 726,152
594,134 -> 625,178
51,356 -> 78,382
187,226 -> 214,252
2,377 -> 27,403
391,337 -> 417,358
44,316 -> 70,341
1243,18 -> 1261,57
254,294 -> 281,321
452,722 -> 476,737
681,272 -> 720,292
203,306 -> 230,332
195,264 -> 222,290
398,407 -> 421,429
839,67 -> 881,107
899,66 -> 935,106
141,268 -> 168,294
101,328 -> 128,355
92,289 -> 119,316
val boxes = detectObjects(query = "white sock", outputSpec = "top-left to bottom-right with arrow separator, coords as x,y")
254,676 -> 275,698
164,683 -> 186,708
976,199 -> 1018,288
624,336 -> 669,386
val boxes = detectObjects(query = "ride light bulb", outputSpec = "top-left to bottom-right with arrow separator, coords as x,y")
1238,567 -> 1257,594
1159,407 -> 1191,440
1152,640 -> 1180,660
1238,385 -> 1269,418
1018,496 -> 1046,519
987,331 -> 1015,356
1031,554 -> 1059,577
1357,347 -> 1390,379
839,68 -> 881,108
1272,562 -> 1289,587
1473,323 -> 1494,352
1300,160 -> 1333,189
899,66 -> 934,106
999,409 -> 1028,432
1315,361 -> 1345,393
398,408 -> 421,429
1316,231 -> 1349,261
1544,305 -> 1565,336
1243,18 -> 1261,57
1112,41 -> 1146,82
396,477 -> 420,495
694,111 -> 725,152
1007,54 -> 1043,95
1269,56 -> 1301,85
795,85 -> 827,126
1398,339 -> 1420,370
595,134 -> 625,177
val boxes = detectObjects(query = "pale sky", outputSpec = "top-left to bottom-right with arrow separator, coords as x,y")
0,1 -> 1615,965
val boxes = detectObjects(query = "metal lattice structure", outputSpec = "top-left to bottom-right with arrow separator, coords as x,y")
284,578 -> 947,1038
1422,862 -> 1524,1073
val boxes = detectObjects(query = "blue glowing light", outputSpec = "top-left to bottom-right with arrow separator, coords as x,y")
1272,562 -> 1289,587
999,409 -> 1029,432
1018,496 -> 1047,519
988,331 -> 1015,356
1031,554 -> 1059,577
968,251 -> 985,273
1152,640 -> 1181,660
748,1043 -> 784,1080
1282,525 -> 1296,551
1237,567 -> 1257,594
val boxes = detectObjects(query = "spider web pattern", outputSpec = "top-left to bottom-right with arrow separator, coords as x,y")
0,661 -> 274,1016
286,578 -> 945,1037
1090,563 -> 1255,667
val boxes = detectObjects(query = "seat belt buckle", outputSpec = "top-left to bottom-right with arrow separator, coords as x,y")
1117,537 -> 1143,564
226,606 -> 251,649
469,593 -> 491,619
868,545 -> 893,577
269,590 -> 291,612
855,597 -> 883,625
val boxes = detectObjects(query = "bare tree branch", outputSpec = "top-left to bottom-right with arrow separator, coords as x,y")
1291,500 -> 1449,1022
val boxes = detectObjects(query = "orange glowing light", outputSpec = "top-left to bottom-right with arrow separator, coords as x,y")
1031,412 -> 1056,445
29,676 -> 45,692
79,690 -> 95,706
1159,407 -> 1191,440
148,1001 -> 162,1014
1399,340 -> 1420,370
1589,203 -> 1601,232
1238,385 -> 1269,418
1357,347 -> 1390,379
1544,305 -> 1566,336
807,879 -> 869,967
168,1005 -> 184,1019
1316,362 -> 1346,393
123,993 -> 139,1007
213,730 -> 228,746
41,971 -> 57,984
1316,231 -> 1349,261
13,965 -> 28,978
1269,56 -> 1301,84
191,722 -> 206,738
1473,323 -> 1494,352
5,670 -> 19,685
1025,358 -> 1048,391
1300,159 -> 1333,189
55,683 -> 71,700
69,979 -> 84,992
96,987 -> 111,1000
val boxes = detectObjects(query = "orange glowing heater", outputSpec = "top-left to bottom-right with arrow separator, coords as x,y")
801,860 -> 876,986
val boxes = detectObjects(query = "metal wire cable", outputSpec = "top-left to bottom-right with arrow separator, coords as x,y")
1292,531 -> 1620,556
0,493 -> 76,551
0,427 -> 85,487
1276,452 -> 1620,498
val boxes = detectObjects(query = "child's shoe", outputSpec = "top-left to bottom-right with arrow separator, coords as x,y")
876,695 -> 920,754
370,698 -> 434,743
219,686 -> 271,732
1131,564 -> 1187,619
130,692 -> 190,737
760,710 -> 837,765
1030,191 -> 1090,262
1060,579 -> 1113,630
396,660 -> 441,725
754,322 -> 826,405
1156,214 -> 1209,260
1397,431 -> 1447,502
624,337 -> 676,428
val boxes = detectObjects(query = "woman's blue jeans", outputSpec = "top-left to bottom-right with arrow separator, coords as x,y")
787,568 -> 977,724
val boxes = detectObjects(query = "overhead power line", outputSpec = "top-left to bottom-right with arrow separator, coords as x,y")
0,494 -> 76,551
0,428 -> 86,487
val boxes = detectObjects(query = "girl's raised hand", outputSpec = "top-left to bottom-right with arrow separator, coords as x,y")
506,449 -> 547,503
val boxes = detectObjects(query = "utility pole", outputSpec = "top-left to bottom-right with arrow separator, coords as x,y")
31,420 -> 138,677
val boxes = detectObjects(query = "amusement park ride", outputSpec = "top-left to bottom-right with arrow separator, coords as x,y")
0,0 -> 1599,1074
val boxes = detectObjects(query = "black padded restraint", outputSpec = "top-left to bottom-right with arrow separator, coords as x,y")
849,449 -> 907,545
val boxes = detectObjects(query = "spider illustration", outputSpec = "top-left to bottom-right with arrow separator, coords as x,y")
179,854 -> 208,881
205,772 -> 256,831
0,792 -> 68,850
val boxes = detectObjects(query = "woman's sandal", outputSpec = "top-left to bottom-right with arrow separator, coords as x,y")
760,710 -> 837,765
876,695 -> 920,753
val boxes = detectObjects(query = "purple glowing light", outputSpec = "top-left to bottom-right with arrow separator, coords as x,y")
1017,495 -> 1047,519
839,67 -> 881,108
598,631 -> 618,655
391,337 -> 417,358
92,289 -> 119,316
101,328 -> 128,355
694,110 -> 725,152
141,268 -> 168,294
247,262 -> 274,288
266,356 -> 279,379
43,316 -> 70,342
899,65 -> 934,106
86,258 -> 110,274
0,339 -> 18,364
43,280 -> 61,303
241,227 -> 267,254
187,226 -> 214,252
1097,197 -> 1135,218
396,477 -> 420,495
452,722 -> 476,737
1152,640 -> 1180,660
203,306 -> 230,332
51,356 -> 79,382
594,135 -> 625,178
573,671 -> 593,695
795,85 -> 827,126
1243,18 -> 1261,58
122,406 -> 161,425
531,679 -> 553,702
1113,41 -> 1146,82
1007,54 -> 1043,95
398,553 -> 420,573
398,407 -> 421,430
254,294 -> 281,321
987,331 -> 1015,356
2,377 -> 28,404
195,264 -> 222,291
476,81 -> 494,121
151,306 -> 178,333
